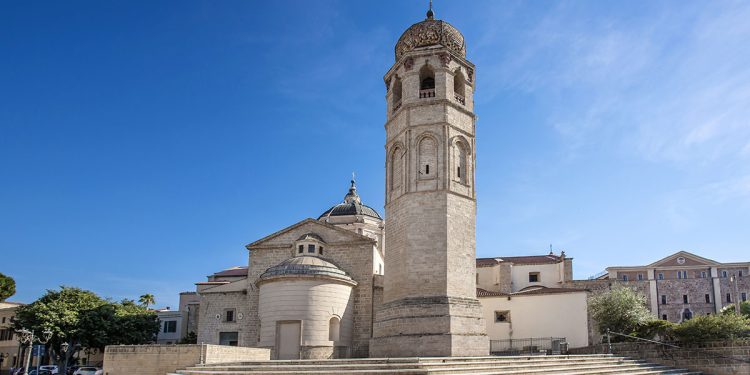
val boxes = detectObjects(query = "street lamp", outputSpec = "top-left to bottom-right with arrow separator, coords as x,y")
16,328 -> 53,375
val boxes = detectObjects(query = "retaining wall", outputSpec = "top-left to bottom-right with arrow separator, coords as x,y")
103,344 -> 270,375
569,340 -> 750,375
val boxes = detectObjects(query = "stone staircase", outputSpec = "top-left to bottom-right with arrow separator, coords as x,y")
170,354 -> 702,374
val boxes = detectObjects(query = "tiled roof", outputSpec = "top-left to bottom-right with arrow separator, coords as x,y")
476,286 -> 587,298
476,288 -> 508,297
513,286 -> 587,295
476,254 -> 562,267
212,266 -> 248,277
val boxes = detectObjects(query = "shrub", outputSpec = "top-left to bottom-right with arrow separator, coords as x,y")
672,314 -> 750,344
632,319 -> 675,341
590,285 -> 655,336
720,301 -> 750,319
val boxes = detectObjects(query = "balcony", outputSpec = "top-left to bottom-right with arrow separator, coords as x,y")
454,93 -> 465,105
419,88 -> 436,98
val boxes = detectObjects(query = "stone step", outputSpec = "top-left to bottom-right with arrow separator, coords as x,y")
198,354 -> 616,367
170,355 -> 702,375
182,359 -> 646,372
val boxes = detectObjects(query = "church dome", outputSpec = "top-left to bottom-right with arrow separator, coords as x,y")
394,9 -> 466,61
318,179 -> 382,220
258,256 -> 355,284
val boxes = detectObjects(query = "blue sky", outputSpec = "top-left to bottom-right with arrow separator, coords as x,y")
2,1 -> 749,309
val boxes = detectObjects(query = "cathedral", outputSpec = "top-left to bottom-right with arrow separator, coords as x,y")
188,7 -> 488,359
167,7 -> 750,361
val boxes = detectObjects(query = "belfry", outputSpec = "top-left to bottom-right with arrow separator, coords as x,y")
369,5 -> 489,356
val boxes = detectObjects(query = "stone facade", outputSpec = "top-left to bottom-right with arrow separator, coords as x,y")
601,251 -> 750,322
0,302 -> 22,374
370,10 -> 487,358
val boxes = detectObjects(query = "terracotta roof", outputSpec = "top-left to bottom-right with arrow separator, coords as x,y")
476,288 -> 508,297
476,254 -> 562,267
513,286 -> 587,296
476,286 -> 587,298
212,266 -> 248,277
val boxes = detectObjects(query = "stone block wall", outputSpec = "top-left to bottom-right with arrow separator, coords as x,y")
568,340 -> 750,375
246,220 -> 376,358
197,290 -> 251,346
102,344 -> 270,375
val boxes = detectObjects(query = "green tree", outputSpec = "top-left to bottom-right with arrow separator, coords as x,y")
672,314 -> 750,344
14,287 -> 159,374
589,285 -> 656,337
0,272 -> 15,301
720,301 -> 750,318
138,294 -> 156,310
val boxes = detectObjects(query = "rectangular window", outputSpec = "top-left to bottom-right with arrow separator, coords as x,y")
163,321 -> 177,333
683,295 -> 688,304
622,275 -> 629,281
637,274 -> 643,281
677,271 -> 682,279
742,292 -> 747,302
308,244 -> 316,253
225,309 -> 235,322
740,270 -> 744,277
298,245 -> 303,254
494,311 -> 510,323
658,273 -> 664,280
727,293 -> 732,303
662,314 -> 667,320
528,272 -> 540,282
1,317 -> 4,323
677,270 -> 687,279
705,294 -> 711,303
722,271 -> 728,278
319,246 -> 323,255
219,331 -> 239,346
661,295 -> 667,305
701,271 -> 707,278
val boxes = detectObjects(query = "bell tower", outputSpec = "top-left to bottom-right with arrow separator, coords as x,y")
370,6 -> 488,357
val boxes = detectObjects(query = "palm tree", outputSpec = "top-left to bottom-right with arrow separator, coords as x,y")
139,294 -> 155,310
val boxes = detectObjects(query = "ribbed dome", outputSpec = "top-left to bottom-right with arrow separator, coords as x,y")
395,18 -> 466,61
258,256 -> 354,283
318,179 -> 382,220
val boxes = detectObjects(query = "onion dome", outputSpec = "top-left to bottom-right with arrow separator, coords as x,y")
318,179 -> 382,220
394,6 -> 466,61
258,256 -> 356,285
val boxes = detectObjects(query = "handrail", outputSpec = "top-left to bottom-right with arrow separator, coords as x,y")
605,329 -> 750,364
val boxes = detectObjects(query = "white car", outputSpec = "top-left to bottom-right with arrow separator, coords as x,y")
39,365 -> 59,374
73,367 -> 102,375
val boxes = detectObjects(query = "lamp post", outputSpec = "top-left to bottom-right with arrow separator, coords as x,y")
16,328 -> 52,375
730,273 -> 741,315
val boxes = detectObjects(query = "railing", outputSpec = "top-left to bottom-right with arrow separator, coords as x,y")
454,93 -> 465,105
419,88 -> 435,98
588,270 -> 608,280
490,337 -> 568,356
605,329 -> 750,364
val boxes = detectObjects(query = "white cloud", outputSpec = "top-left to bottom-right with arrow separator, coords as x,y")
477,1 -> 750,164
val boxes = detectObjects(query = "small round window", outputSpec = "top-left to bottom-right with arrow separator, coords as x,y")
676,257 -> 686,265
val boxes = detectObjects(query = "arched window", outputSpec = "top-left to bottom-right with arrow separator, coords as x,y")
454,141 -> 468,184
418,136 -> 437,179
453,69 -> 466,105
390,146 -> 403,192
328,317 -> 340,342
419,65 -> 435,98
392,76 -> 402,111
682,309 -> 693,321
